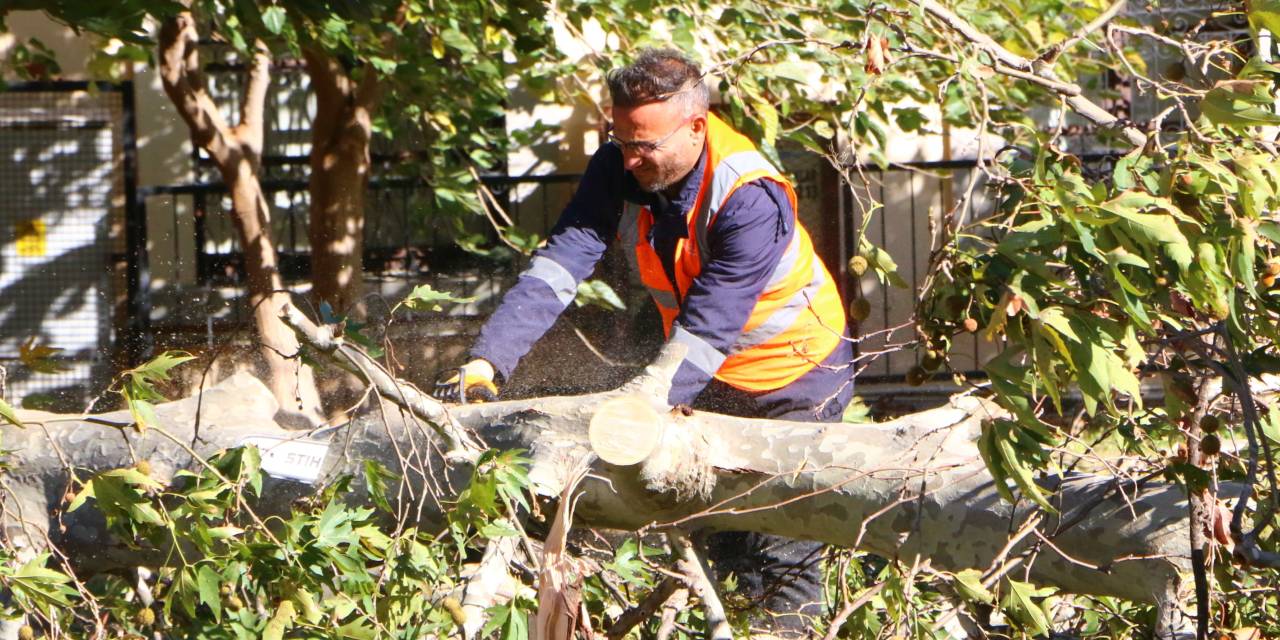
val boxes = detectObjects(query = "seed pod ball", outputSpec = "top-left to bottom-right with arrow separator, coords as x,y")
1199,434 -> 1221,456
848,255 -> 869,277
1199,414 -> 1221,434
849,298 -> 871,323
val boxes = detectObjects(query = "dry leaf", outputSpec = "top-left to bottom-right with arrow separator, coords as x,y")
531,456 -> 592,640
865,35 -> 887,76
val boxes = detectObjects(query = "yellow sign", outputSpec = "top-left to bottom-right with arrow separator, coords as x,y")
15,219 -> 46,257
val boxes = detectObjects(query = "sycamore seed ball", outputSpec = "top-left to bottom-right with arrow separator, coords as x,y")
1199,434 -> 1221,457
135,460 -> 152,476
18,626 -> 33,640
850,298 -> 871,323
962,317 -> 979,333
1200,414 -> 1221,434
848,255 -> 869,277
135,608 -> 156,627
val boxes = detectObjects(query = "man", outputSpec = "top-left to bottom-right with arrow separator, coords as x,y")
434,48 -> 854,636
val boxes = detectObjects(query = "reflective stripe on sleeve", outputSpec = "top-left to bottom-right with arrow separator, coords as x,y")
670,325 -> 728,377
522,256 -> 578,307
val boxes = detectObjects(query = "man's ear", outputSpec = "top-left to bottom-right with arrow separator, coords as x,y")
689,113 -> 708,138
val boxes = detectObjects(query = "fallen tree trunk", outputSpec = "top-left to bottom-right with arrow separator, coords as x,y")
3,334 -> 1198,633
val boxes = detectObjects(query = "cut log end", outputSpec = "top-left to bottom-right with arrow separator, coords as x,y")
589,395 -> 664,466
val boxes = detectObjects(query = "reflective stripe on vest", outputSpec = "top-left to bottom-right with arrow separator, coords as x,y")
733,259 -> 826,353
620,202 -> 679,309
694,151 -> 781,260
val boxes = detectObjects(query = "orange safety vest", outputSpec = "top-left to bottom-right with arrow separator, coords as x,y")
618,113 -> 846,392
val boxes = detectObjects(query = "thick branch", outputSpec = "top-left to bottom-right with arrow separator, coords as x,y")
157,13 -> 235,164
234,39 -> 272,158
5,348 -> 1202,614
281,304 -> 481,459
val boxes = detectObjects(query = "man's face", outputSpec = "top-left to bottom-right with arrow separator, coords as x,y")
611,100 -> 706,193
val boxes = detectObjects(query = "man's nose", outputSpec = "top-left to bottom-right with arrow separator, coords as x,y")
621,147 -> 644,170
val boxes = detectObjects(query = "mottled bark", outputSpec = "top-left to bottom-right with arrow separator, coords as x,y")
5,354 -> 1197,615
157,14 -> 322,423
303,48 -> 377,316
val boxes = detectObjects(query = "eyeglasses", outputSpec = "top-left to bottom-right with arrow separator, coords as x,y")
606,115 -> 694,156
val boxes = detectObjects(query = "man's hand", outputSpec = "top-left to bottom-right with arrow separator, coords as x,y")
432,359 -> 499,404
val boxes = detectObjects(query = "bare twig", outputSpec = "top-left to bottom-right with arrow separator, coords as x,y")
605,577 -> 684,639
1037,0 -> 1128,64
670,530 -> 732,640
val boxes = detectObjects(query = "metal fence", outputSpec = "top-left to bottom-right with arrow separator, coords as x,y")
137,173 -> 582,341
841,153 -> 1122,385
0,81 -> 141,411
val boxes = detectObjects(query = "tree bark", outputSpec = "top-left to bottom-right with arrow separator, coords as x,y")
5,341 -> 1200,623
302,48 -> 377,316
157,14 -> 322,423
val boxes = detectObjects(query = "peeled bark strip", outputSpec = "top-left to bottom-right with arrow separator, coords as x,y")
4,341 -> 1198,624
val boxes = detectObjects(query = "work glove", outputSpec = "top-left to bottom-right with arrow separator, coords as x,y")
432,358 -> 499,404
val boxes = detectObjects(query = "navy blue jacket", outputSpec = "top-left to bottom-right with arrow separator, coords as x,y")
471,141 -> 852,413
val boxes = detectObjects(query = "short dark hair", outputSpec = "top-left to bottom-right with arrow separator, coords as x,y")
606,48 -> 710,116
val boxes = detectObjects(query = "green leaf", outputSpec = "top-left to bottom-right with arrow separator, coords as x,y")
1200,81 -> 1280,127
0,397 -> 22,428
479,520 -> 520,538
1098,192 -> 1194,270
752,99 -> 779,146
362,459 -> 398,514
1248,0 -> 1280,34
401,284 -> 474,312
19,336 -> 68,374
1001,579 -> 1056,636
263,600 -> 297,640
261,6 -> 286,34
574,279 -> 626,311
196,564 -> 222,622
370,56 -> 398,74
858,238 -> 909,288
952,569 -> 993,604
8,553 -> 75,615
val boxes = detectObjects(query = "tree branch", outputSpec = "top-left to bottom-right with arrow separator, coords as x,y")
280,304 -> 482,460
908,0 -> 1148,147
670,531 -> 732,640
234,39 -> 272,158
157,13 -> 235,164
605,577 -> 684,639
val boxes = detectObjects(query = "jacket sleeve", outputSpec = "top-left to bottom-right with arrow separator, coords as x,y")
665,179 -> 795,405
470,145 -> 625,380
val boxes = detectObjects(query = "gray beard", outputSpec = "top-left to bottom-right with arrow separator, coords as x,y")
638,165 -> 688,194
